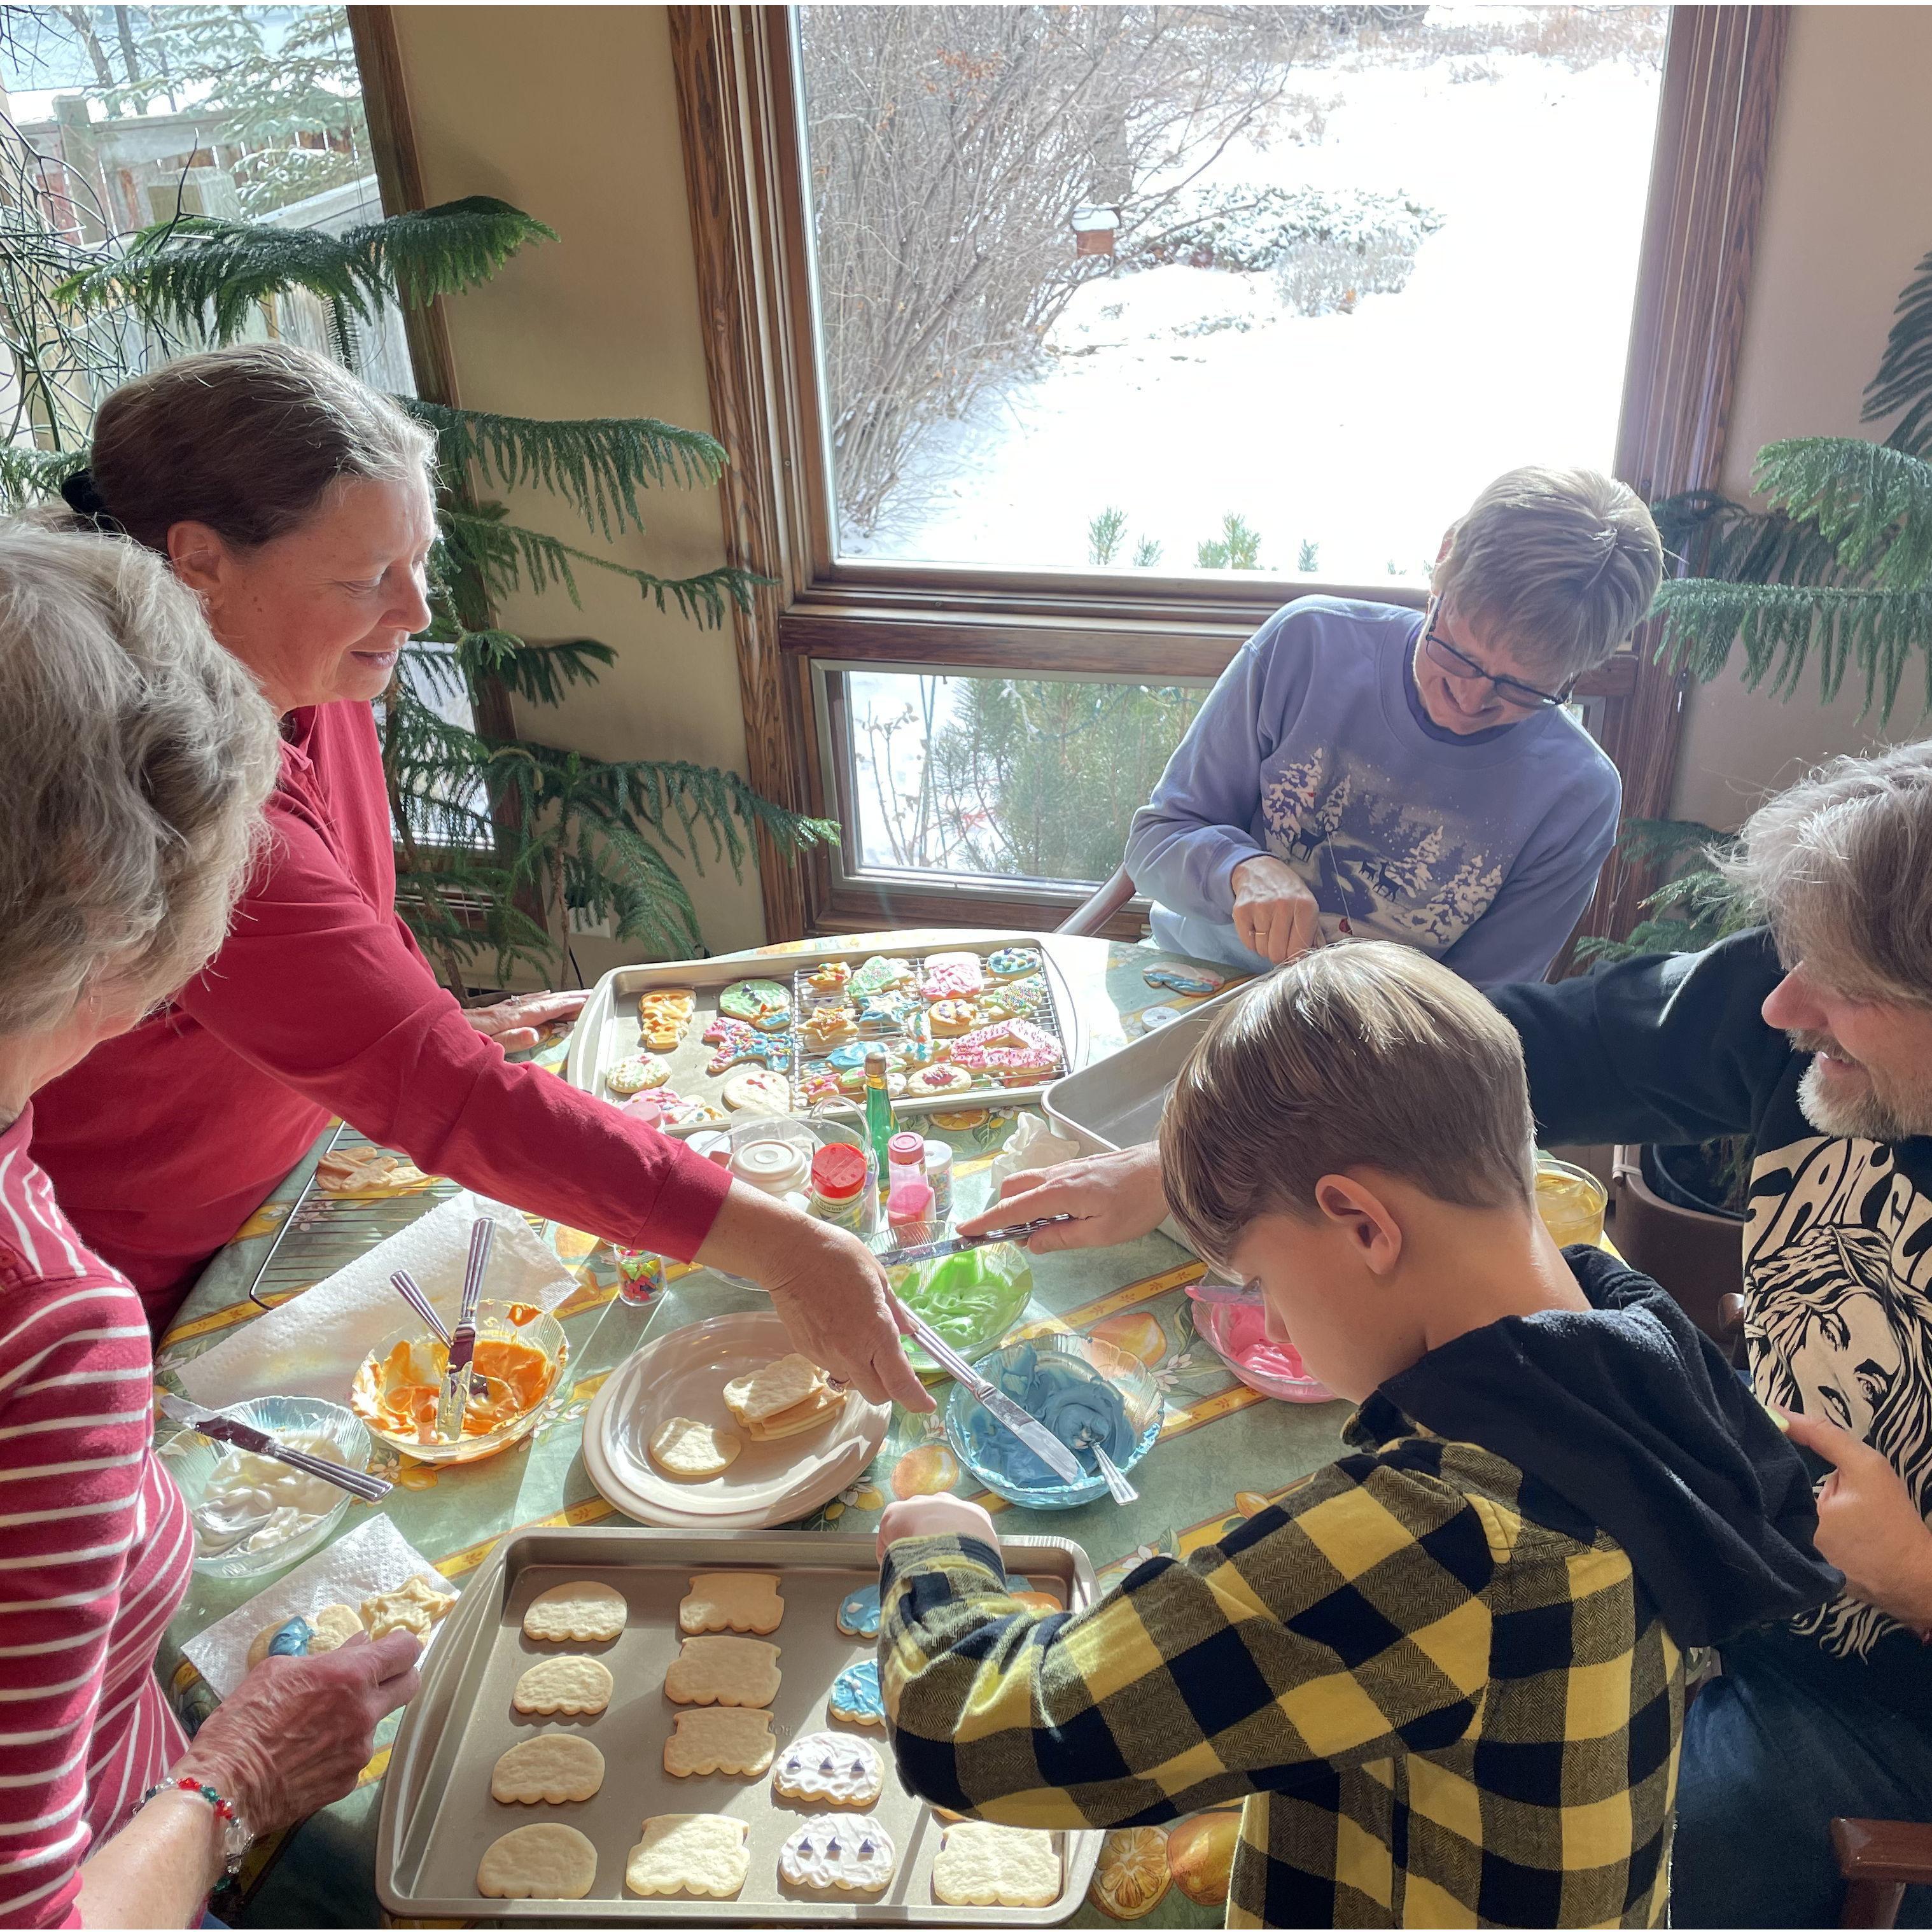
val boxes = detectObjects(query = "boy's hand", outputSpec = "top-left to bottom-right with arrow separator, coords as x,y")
877,1495 -> 998,1560
1780,1407 -> 1932,1633
1231,855 -> 1320,964
956,1147 -> 1167,1250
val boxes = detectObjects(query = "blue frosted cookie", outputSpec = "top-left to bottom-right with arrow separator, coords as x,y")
987,946 -> 1042,979
828,1656 -> 885,1727
1143,961 -> 1226,998
836,1583 -> 881,1640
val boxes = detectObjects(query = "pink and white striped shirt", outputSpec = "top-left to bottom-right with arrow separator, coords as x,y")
0,1106 -> 192,1929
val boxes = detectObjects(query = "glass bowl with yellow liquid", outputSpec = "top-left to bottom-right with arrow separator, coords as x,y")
1535,1156 -> 1609,1249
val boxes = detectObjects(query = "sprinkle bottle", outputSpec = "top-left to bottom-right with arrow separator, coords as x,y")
809,1142 -> 871,1233
921,1137 -> 953,1220
886,1132 -> 934,1231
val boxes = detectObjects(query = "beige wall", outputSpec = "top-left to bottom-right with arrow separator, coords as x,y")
1669,4 -> 1932,830
390,6 -> 769,970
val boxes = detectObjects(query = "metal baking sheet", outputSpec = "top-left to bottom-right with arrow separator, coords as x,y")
563,935 -> 1085,1135
376,1526 -> 1102,1924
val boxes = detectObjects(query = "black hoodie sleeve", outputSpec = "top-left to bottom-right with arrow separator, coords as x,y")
1490,928 -> 1794,1149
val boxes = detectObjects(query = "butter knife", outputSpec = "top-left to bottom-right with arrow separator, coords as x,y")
157,1394 -> 391,1503
437,1217 -> 493,1443
872,1214 -> 1074,1268
899,1310 -> 1084,1485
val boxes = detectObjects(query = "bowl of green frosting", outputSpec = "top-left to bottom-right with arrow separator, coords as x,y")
883,1242 -> 1035,1377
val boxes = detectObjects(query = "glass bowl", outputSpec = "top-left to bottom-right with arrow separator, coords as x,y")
350,1299 -> 568,1464
158,1395 -> 373,1580
1535,1154 -> 1609,1247
945,1333 -> 1163,1510
1186,1287 -> 1336,1403
882,1240 -> 1035,1378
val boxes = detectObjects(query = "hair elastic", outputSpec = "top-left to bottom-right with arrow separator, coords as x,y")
58,468 -> 123,535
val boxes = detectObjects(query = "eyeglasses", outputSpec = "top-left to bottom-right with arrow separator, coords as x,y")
1422,606 -> 1572,711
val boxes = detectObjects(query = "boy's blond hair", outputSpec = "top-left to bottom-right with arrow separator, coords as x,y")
1433,465 -> 1663,685
1161,942 -> 1537,1270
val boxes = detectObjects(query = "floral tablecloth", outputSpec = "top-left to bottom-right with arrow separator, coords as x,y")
156,931 -> 1350,1928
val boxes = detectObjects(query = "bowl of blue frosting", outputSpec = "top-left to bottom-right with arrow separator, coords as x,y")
944,1334 -> 1163,1509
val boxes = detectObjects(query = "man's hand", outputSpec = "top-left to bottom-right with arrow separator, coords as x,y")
956,1145 -> 1168,1252
1230,855 -> 1320,965
877,1494 -> 998,1560
1781,1407 -> 1932,1634
466,990 -> 589,1053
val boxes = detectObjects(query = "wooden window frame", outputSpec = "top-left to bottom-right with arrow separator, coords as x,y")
671,4 -> 1786,946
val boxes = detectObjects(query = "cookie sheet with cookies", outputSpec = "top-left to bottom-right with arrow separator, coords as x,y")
374,1525 -> 1102,1921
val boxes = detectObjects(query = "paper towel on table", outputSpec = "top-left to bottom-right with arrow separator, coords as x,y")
985,1112 -> 1083,1193
183,1513 -> 452,1700
176,1189 -> 575,1408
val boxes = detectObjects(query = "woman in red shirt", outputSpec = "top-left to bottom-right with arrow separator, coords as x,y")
32,344 -> 927,1411
0,524 -> 418,1928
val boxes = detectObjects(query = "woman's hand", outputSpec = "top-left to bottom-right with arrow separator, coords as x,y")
956,1145 -> 1168,1252
1230,854 -> 1320,965
465,990 -> 589,1053
695,1185 -> 934,1412
174,1632 -> 421,1836
877,1494 -> 998,1560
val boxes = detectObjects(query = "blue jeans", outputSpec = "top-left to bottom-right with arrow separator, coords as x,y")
1674,1632 -> 1932,1928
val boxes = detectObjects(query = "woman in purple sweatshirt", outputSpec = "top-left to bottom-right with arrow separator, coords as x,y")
1126,466 -> 1663,986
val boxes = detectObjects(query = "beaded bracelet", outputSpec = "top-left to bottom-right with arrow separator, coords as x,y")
134,1775 -> 254,1879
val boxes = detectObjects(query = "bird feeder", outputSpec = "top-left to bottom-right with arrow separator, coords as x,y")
1072,206 -> 1119,259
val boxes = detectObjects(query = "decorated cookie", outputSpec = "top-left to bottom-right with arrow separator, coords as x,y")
478,1822 -> 597,1900
897,1027 -> 945,1068
799,1004 -> 857,1050
855,990 -> 918,1036
780,1816 -> 897,1893
828,1658 -> 885,1727
1135,1004 -> 1184,1033
491,1733 -> 606,1805
850,954 -> 915,996
906,1062 -> 974,1098
948,1019 -> 1062,1084
796,1070 -> 846,1107
362,1573 -> 457,1641
722,1068 -> 792,1115
1144,960 -> 1227,998
773,1730 -> 885,1807
933,1821 -> 1062,1908
718,977 -> 792,1025
835,1583 -> 881,1640
928,998 -> 979,1037
824,1040 -> 892,1072
622,1089 -> 718,1130
605,1053 -> 671,1096
703,1015 -> 791,1075
921,950 -> 986,1000
648,1415 -> 742,1479
636,988 -> 697,1049
834,1064 -> 906,1099
806,959 -> 853,994
246,1601 -> 361,1668
679,1571 -> 783,1635
637,986 -> 696,1021
522,1581 -> 627,1645
663,1635 -> 781,1707
624,1814 -> 750,1899
662,1706 -> 776,1778
988,946 -> 1042,979
512,1655 -> 613,1716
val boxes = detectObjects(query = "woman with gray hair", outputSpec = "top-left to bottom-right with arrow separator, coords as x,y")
0,525 -> 419,1928
32,342 -> 928,1411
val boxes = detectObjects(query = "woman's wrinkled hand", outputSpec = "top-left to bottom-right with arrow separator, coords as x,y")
175,1631 -> 421,1835
762,1218 -> 935,1413
1230,854 -> 1320,965
466,990 -> 589,1053
956,1145 -> 1168,1252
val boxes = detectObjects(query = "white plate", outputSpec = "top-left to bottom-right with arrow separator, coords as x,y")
582,1312 -> 889,1529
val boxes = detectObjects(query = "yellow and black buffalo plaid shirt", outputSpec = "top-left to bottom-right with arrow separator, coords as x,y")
881,1403 -> 1683,1928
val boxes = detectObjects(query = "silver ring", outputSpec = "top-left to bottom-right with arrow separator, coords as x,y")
826,1375 -> 850,1392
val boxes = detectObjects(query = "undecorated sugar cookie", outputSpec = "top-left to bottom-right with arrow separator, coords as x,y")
678,1571 -> 783,1635
624,1814 -> 750,1899
512,1655 -> 613,1717
780,1816 -> 897,1893
773,1730 -> 884,1808
490,1734 -> 606,1805
662,1706 -> 775,1778
361,1573 -> 456,1641
522,1580 -> 627,1644
648,1415 -> 741,1480
477,1822 -> 598,1899
662,1635 -> 781,1708
932,1821 -> 1062,1908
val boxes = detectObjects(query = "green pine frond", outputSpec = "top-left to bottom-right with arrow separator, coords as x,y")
1649,488 -> 1848,589
1753,438 -> 1932,587
1865,244 -> 1932,454
1652,577 -> 1932,720
364,199 -> 558,310
0,446 -> 84,514
408,400 -> 725,535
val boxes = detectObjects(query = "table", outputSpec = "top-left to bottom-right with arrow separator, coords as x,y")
156,931 -> 1351,1928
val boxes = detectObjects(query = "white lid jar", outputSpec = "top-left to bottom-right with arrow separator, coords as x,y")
729,1138 -> 812,1198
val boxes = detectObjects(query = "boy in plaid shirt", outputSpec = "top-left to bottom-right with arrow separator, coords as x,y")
876,944 -> 1835,1927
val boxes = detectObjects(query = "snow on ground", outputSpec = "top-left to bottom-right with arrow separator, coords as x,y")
845,46 -> 1664,582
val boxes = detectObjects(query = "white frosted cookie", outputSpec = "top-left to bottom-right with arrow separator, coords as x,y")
721,1068 -> 790,1114
678,1571 -> 783,1635
361,1572 -> 457,1640
722,1352 -> 825,1425
491,1734 -> 606,1805
606,1053 -> 670,1096
512,1655 -> 613,1716
522,1581 -> 627,1644
773,1730 -> 884,1808
648,1415 -> 742,1480
624,1814 -> 750,1898
780,1816 -> 897,1893
933,1821 -> 1061,1908
246,1600 -> 361,1669
477,1822 -> 597,1899
662,1706 -> 775,1777
662,1635 -> 781,1707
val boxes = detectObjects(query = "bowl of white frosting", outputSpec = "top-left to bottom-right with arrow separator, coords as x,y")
160,1395 -> 375,1579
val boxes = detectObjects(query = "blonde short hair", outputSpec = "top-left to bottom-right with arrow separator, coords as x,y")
1433,465 -> 1663,684
0,521 -> 281,1035
1721,739 -> 1932,1006
1161,942 -> 1537,1270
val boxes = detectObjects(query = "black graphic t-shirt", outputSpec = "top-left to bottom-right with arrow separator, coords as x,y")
1494,929 -> 1932,1717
